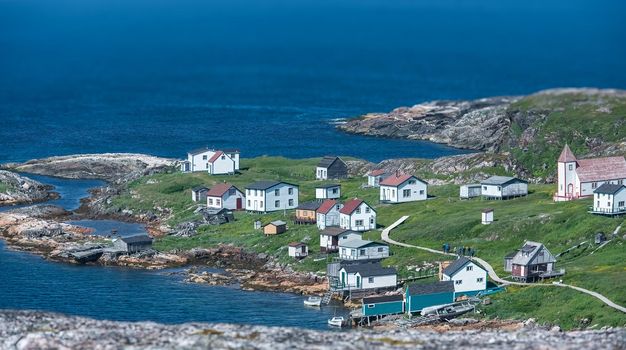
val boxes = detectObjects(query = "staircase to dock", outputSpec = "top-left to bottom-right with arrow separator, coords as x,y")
321,290 -> 334,305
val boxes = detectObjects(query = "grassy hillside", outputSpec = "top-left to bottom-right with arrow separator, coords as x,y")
0,183 -> 8,194
109,157 -> 626,329
507,92 -> 626,179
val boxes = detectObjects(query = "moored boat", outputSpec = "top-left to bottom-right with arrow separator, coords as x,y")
327,316 -> 345,327
304,296 -> 322,307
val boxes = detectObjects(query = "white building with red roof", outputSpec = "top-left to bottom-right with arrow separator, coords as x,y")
339,198 -> 376,231
379,173 -> 428,203
206,183 -> 245,210
554,144 -> 626,201
181,147 -> 240,174
316,199 -> 343,230
367,169 -> 391,188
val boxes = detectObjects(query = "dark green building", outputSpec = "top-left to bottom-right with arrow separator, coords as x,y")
361,294 -> 404,317
405,281 -> 455,314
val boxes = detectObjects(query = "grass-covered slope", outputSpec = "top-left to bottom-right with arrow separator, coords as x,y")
108,157 -> 626,328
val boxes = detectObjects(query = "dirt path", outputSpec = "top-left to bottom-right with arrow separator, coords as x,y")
381,216 -> 626,314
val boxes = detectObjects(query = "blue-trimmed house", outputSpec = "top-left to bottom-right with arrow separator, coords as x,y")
441,257 -> 487,297
361,294 -> 404,317
405,281 -> 455,315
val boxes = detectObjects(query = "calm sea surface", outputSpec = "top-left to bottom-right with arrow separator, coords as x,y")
1,0 -> 625,163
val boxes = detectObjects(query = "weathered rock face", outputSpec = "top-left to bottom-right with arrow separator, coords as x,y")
2,153 -> 178,183
0,171 -> 58,206
338,96 -> 517,152
1,310 -> 624,350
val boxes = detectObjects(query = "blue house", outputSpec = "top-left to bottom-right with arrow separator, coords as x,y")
361,294 -> 404,317
405,281 -> 455,315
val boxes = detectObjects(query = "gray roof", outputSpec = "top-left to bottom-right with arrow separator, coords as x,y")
342,262 -> 396,277
192,186 -> 209,192
594,183 -> 625,195
443,257 -> 473,276
245,180 -> 298,190
188,147 -> 210,155
317,156 -> 344,168
504,251 -> 518,259
268,220 -> 286,226
319,227 -> 358,237
510,241 -> 555,266
315,183 -> 340,189
481,176 -> 528,186
407,281 -> 454,295
297,201 -> 322,211
339,239 -> 387,249
362,294 -> 403,304
120,234 -> 153,244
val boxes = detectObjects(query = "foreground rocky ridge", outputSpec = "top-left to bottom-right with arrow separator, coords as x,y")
1,311 -> 624,350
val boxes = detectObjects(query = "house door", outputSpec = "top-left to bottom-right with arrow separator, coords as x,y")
567,183 -> 573,197
356,275 -> 361,288
341,272 -> 346,287
236,198 -> 242,210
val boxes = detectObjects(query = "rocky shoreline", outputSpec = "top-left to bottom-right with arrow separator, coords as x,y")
1,310 -> 624,350
0,171 -> 59,207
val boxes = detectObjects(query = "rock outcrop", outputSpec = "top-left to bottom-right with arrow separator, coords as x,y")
0,171 -> 58,206
1,310 -> 624,350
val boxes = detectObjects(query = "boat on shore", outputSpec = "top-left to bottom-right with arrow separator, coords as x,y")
421,301 -> 476,320
327,316 -> 345,327
304,296 -> 322,307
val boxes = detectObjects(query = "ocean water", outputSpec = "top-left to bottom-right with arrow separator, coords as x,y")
0,174 -> 349,329
1,0 -> 625,163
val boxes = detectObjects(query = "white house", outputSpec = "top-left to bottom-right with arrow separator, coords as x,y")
339,198 -> 376,231
245,180 -> 299,213
481,176 -> 528,200
441,257 -> 487,297
181,147 -> 240,174
339,239 -> 389,261
319,227 -> 362,252
288,242 -> 308,259
316,199 -> 343,230
554,144 -> 626,201
191,186 -> 209,202
460,184 -> 482,199
481,208 -> 494,224
338,262 -> 397,291
367,169 -> 390,188
591,184 -> 626,215
379,173 -> 428,203
315,184 -> 341,200
206,183 -> 245,210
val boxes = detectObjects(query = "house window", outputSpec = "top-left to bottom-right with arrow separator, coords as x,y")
202,155 -> 207,160
275,200 -> 280,207
216,199 -> 221,206
368,277 -> 374,283
365,207 -> 371,213
254,190 -> 258,196
597,201 -> 600,207
356,219 -> 363,226
275,189 -> 280,196
247,200 -> 251,206
367,304 -> 375,308
409,180 -> 415,185
392,189 -> 396,197
377,247 -> 383,252
608,202 -> 611,207
370,217 -> 374,224
420,190 -> 424,195
289,199 -> 294,206
332,188 -> 338,194
477,278 -> 484,283
619,201 -> 625,207
288,188 -> 293,195
568,164 -> 573,171
483,186 -> 487,191
403,189 -> 411,198
592,182 -> 598,189
229,188 -> 236,195
208,199 -> 213,205
359,249 -> 366,255
497,186 -> 501,192
221,155 -> 225,160
466,266 -> 473,271
260,201 -> 263,208
455,280 -> 462,285
356,208 -> 361,214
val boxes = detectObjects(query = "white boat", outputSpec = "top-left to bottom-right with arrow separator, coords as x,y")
304,296 -> 322,307
327,316 -> 345,327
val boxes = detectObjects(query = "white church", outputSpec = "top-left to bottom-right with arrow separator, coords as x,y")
554,144 -> 626,201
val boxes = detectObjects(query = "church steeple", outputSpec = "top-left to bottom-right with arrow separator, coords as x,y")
558,144 -> 577,163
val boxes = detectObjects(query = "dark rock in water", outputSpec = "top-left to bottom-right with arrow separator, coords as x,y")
1,310 -> 624,350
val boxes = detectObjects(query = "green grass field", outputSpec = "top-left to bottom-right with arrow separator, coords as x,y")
109,157 -> 626,329
0,183 -> 8,194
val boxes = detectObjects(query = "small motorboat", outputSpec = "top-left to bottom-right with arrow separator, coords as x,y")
327,316 -> 345,327
304,296 -> 322,307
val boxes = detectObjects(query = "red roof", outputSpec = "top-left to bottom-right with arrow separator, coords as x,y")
339,198 -> 364,215
317,199 -> 338,214
576,156 -> 626,182
368,169 -> 387,176
380,173 -> 415,187
558,144 -> 577,162
208,151 -> 225,163
207,182 -> 237,197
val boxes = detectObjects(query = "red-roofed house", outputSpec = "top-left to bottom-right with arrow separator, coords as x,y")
380,173 -> 428,203
339,198 -> 376,231
555,144 -> 626,201
367,169 -> 391,188
316,199 -> 343,230
207,183 -> 245,210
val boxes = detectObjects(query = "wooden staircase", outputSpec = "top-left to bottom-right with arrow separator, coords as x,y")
321,290 -> 335,305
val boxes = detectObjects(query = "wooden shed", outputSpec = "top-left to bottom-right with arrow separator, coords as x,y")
113,234 -> 153,254
264,220 -> 287,235
405,281 -> 455,315
361,294 -> 404,317
288,242 -> 308,259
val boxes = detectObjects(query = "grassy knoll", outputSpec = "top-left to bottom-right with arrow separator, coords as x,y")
0,183 -> 8,193
110,156 -> 626,328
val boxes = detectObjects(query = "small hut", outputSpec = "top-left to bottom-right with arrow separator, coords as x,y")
288,242 -> 308,259
481,208 -> 494,224
264,220 -> 287,235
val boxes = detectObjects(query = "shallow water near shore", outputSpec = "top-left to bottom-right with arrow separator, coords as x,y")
0,174 -> 349,330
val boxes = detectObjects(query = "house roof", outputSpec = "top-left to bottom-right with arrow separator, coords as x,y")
380,173 -> 426,187
362,294 -> 403,304
192,186 -> 209,192
511,241 -> 555,266
339,239 -> 387,249
504,251 -> 518,259
368,169 -> 388,177
222,148 -> 240,154
407,281 -> 454,295
207,151 -> 225,163
482,208 -> 494,213
342,262 -> 396,277
481,175 -> 527,186
120,234 -> 153,244
442,257 -> 484,277
319,227 -> 356,237
266,220 -> 286,227
288,242 -> 306,247
593,183 -> 626,195
297,201 -> 322,211
577,156 -> 626,183
315,183 -> 340,189
558,144 -> 577,162
317,199 -> 338,214
246,180 -> 298,190
339,198 -> 373,215
188,147 -> 210,155
317,156 -> 343,168
207,183 -> 240,197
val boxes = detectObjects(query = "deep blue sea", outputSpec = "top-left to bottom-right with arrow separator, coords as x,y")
1,0 -> 625,163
